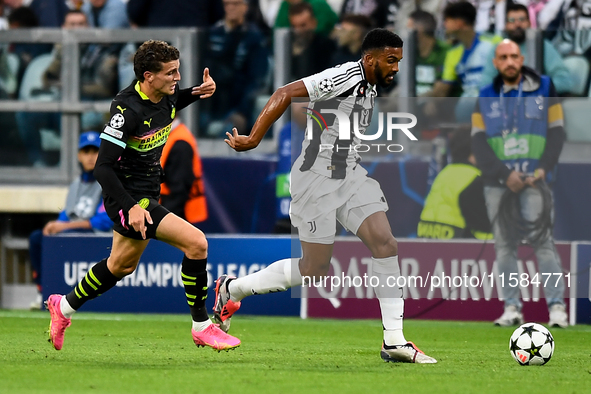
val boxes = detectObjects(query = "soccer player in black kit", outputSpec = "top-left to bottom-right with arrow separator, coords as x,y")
45,40 -> 240,352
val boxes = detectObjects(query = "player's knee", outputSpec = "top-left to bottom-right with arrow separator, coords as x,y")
116,265 -> 136,277
108,257 -> 140,278
387,236 -> 398,255
184,235 -> 208,260
372,235 -> 398,258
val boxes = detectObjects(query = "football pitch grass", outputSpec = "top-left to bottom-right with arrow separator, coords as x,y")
1,310 -> 589,394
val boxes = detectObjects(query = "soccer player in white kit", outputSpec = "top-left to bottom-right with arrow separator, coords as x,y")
219,28 -> 436,364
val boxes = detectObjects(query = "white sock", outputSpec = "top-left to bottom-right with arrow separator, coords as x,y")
383,326 -> 407,346
371,256 -> 407,346
228,258 -> 301,302
192,319 -> 212,332
60,295 -> 76,319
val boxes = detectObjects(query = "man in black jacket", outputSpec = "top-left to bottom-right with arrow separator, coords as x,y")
45,40 -> 240,352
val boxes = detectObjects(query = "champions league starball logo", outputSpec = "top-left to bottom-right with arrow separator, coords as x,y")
318,78 -> 334,93
110,113 -> 125,129
303,107 -> 418,153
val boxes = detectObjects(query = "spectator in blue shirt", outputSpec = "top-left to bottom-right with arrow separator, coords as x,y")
82,0 -> 129,29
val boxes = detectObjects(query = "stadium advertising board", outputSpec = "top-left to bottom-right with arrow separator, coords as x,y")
42,235 -> 586,323
573,243 -> 591,324
42,235 -> 300,316
305,239 -> 572,323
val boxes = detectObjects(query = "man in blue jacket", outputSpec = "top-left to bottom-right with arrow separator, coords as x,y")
472,39 -> 568,328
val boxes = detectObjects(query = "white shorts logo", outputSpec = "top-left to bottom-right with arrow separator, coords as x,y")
103,125 -> 123,139
110,113 -> 125,128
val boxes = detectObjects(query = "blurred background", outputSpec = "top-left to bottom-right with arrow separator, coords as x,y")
0,0 -> 590,317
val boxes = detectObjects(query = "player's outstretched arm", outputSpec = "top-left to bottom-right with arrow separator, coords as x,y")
193,68 -> 216,98
225,80 -> 309,152
177,68 -> 217,110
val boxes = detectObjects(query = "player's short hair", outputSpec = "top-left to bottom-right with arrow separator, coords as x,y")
134,40 -> 180,82
443,1 -> 476,26
506,3 -> 529,20
409,10 -> 437,37
361,28 -> 403,54
449,125 -> 472,163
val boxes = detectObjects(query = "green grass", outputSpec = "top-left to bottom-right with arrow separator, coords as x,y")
0,310 -> 590,394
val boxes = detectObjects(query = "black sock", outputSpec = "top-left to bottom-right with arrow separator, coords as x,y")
181,256 -> 209,322
65,258 -> 119,310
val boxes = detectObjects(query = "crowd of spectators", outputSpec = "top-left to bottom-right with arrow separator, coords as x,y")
0,1 -> 589,296
0,0 -> 589,162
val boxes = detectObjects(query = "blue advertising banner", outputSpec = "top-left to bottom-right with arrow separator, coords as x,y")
575,243 -> 591,324
41,235 -> 300,317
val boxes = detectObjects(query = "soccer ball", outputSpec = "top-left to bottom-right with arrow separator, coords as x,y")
509,323 -> 555,366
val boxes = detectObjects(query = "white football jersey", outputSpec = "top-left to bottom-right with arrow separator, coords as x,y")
296,60 -> 377,179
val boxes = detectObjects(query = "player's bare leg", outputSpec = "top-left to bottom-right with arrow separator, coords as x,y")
356,211 -> 436,364
215,242 -> 333,332
156,213 -> 240,351
106,232 -> 151,276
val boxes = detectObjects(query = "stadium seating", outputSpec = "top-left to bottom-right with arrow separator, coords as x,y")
562,55 -> 590,96
562,98 -> 591,142
18,53 -> 58,101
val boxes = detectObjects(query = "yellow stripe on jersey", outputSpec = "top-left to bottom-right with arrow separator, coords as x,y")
548,103 -> 564,124
471,112 -> 485,130
442,45 -> 463,83
135,81 -> 150,100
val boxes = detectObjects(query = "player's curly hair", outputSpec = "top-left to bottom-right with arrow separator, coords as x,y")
361,28 -> 403,54
134,40 -> 180,82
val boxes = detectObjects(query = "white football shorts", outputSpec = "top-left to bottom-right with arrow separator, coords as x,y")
290,165 -> 388,244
